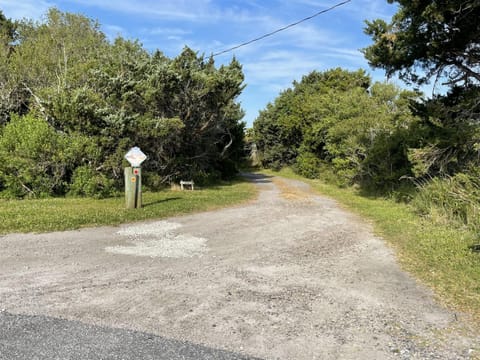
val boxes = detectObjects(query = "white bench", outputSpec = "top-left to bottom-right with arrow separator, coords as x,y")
180,180 -> 194,190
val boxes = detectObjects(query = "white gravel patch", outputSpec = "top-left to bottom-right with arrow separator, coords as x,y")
116,222 -> 181,237
106,221 -> 208,258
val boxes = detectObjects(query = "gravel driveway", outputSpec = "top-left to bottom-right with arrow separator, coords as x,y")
0,173 -> 478,359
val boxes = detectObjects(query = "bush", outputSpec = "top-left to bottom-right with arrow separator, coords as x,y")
331,157 -> 357,187
0,114 -> 68,198
316,162 -> 341,186
218,159 -> 238,180
193,170 -> 221,186
412,169 -> 480,231
142,171 -> 167,191
261,144 -> 296,171
68,166 -> 116,198
0,113 -> 97,198
294,152 -> 320,179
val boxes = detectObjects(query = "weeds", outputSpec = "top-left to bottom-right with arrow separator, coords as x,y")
412,172 -> 480,234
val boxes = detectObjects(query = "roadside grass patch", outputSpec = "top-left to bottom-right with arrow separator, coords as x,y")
264,168 -> 480,320
0,179 -> 256,234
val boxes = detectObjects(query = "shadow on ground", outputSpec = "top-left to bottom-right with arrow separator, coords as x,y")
240,173 -> 273,184
143,197 -> 182,208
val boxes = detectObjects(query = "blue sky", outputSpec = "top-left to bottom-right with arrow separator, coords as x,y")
1,0 -> 398,126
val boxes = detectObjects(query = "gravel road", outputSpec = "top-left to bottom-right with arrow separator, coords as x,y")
0,173 -> 478,359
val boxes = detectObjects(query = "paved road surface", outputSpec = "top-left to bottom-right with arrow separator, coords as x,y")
0,311 -> 256,359
0,174 -> 478,359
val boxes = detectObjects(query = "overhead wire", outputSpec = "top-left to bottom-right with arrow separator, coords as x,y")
211,0 -> 352,57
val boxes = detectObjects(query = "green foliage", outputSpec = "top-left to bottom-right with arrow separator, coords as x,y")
364,1 -> 480,185
294,152 -> 320,179
0,113 -> 92,198
141,171 -> 167,192
11,8 -> 107,91
0,8 -> 247,198
68,166 -> 116,198
253,68 -> 419,189
363,1 -> 480,87
253,68 -> 372,171
0,10 -> 17,43
0,12 -> 21,124
408,86 -> 480,178
217,159 -> 238,180
413,169 -> 480,232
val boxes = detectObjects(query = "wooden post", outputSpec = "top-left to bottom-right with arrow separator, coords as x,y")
125,167 -> 142,209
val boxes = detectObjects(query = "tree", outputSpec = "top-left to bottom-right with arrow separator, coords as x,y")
0,8 -> 247,197
0,10 -> 16,47
254,69 -> 371,170
407,85 -> 480,177
364,1 -> 480,179
253,68 -> 419,188
10,9 -> 108,120
363,0 -> 480,87
0,8 -> 108,125
0,10 -> 20,124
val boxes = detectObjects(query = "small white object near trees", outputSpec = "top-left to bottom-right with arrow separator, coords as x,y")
180,180 -> 194,190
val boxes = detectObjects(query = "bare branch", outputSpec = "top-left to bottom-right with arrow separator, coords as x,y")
22,83 -> 49,122
220,129 -> 233,158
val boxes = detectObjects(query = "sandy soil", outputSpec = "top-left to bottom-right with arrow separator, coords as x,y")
0,173 -> 478,359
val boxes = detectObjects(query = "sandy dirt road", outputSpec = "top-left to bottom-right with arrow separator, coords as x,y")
0,174 -> 478,359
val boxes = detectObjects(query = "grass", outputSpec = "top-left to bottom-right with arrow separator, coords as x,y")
0,179 -> 257,235
264,168 -> 480,320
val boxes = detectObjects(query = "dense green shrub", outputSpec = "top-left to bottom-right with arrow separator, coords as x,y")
68,165 -> 116,198
412,169 -> 480,231
261,144 -> 297,171
294,152 -> 320,179
0,113 -> 91,198
142,172 -> 167,192
253,69 -> 419,190
190,170 -> 220,186
218,159 -> 238,180
0,9 -> 246,198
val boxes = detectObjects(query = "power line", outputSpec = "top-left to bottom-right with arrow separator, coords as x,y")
211,0 -> 351,57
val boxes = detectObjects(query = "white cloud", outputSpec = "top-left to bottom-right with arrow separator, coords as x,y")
352,0 -> 397,21
69,0 -> 213,21
0,0 -> 53,20
166,35 -> 182,41
144,27 -> 192,36
58,0 -> 270,24
320,47 -> 367,67
243,50 -> 324,87
292,0 -> 395,21
274,23 -> 347,50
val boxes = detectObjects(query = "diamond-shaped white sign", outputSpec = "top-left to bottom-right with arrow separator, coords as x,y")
125,147 -> 147,167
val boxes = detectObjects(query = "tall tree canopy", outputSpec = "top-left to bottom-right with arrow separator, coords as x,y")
0,10 -> 16,45
0,8 -> 246,198
363,0 -> 480,87
253,68 -> 419,188
364,1 -> 480,179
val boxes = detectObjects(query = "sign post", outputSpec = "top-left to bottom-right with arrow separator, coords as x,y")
124,147 -> 147,209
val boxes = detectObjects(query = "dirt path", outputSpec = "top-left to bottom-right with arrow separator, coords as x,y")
0,174 -> 478,359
